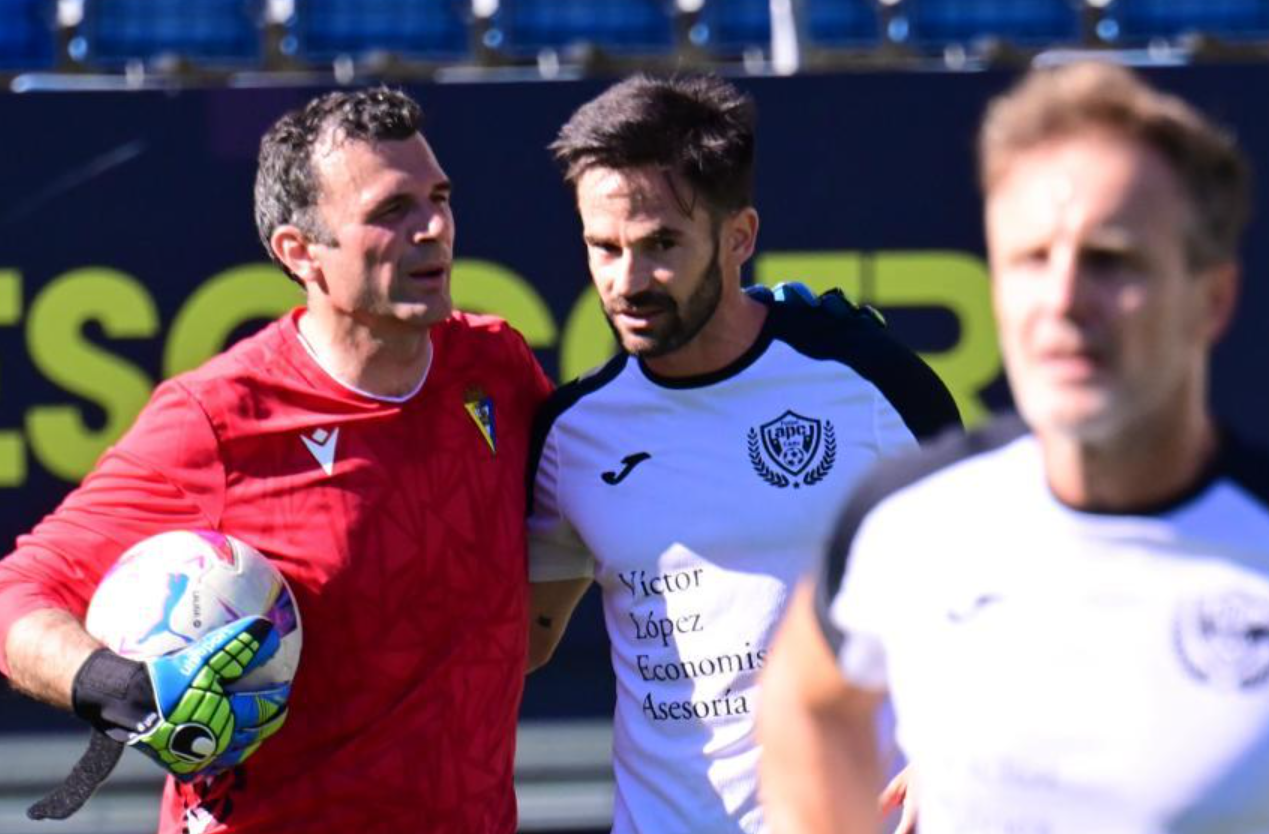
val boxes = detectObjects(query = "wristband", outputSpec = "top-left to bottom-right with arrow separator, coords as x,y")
71,648 -> 158,741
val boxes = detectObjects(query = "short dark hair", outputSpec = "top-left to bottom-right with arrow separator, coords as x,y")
550,74 -> 756,217
979,61 -> 1250,271
254,87 -> 423,280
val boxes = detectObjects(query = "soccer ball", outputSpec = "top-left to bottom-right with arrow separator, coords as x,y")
85,530 -> 302,689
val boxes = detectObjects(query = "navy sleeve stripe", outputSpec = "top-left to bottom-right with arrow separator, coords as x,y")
767,302 -> 963,443
813,416 -> 1028,650
524,353 -> 629,517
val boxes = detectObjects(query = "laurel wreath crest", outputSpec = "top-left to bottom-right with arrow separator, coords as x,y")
747,429 -> 790,488
747,422 -> 837,488
802,423 -> 837,486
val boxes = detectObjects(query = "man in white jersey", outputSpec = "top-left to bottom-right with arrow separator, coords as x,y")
758,61 -> 1268,834
526,74 -> 961,833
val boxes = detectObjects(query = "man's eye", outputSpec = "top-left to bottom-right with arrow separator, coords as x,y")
373,201 -> 406,220
1082,249 -> 1128,272
1012,248 -> 1047,269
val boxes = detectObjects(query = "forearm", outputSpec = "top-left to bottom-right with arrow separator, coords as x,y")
526,619 -> 566,673
526,577 -> 591,673
760,685 -> 882,834
4,608 -> 102,709
759,583 -> 883,834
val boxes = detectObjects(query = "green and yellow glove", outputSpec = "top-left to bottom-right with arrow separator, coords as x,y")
123,616 -> 289,775
28,617 -> 289,821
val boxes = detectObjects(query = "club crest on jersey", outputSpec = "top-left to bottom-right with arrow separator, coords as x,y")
1174,590 -> 1269,689
747,410 -> 836,489
464,387 -> 497,454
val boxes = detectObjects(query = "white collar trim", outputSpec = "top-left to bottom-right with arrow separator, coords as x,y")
295,322 -> 432,403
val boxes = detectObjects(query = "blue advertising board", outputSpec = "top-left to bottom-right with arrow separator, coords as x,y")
2,65 -> 1268,727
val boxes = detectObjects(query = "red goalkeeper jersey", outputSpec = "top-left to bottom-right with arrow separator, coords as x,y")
0,308 -> 553,834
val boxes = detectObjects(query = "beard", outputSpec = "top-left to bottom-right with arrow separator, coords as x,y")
604,241 -> 723,359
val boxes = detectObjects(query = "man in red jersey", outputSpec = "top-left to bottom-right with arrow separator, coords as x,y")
0,88 -> 552,833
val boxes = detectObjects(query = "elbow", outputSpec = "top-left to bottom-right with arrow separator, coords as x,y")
525,637 -> 556,675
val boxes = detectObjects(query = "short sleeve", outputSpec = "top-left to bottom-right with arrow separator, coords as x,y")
0,379 -> 224,677
813,496 -> 895,693
507,326 -> 555,414
526,425 -> 595,582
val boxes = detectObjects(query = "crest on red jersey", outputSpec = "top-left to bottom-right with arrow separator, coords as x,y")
464,387 -> 496,454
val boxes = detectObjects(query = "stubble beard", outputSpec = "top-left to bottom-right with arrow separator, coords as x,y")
605,241 -> 724,359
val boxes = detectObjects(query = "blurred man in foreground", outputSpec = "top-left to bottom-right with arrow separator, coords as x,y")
759,60 -> 1265,833
0,88 -> 551,832
525,74 -> 960,833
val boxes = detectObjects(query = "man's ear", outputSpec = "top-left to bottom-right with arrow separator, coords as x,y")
1203,261 -> 1240,344
723,207 -> 759,269
270,225 -> 324,287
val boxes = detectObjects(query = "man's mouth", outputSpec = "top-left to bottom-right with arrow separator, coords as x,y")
408,264 -> 448,282
613,309 -> 670,334
612,295 -> 673,324
1038,345 -> 1104,379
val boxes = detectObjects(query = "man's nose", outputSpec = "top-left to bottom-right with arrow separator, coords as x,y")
1047,250 -> 1094,320
412,207 -> 449,243
610,252 -> 652,298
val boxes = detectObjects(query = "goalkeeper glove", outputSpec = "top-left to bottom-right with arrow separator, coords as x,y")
28,616 -> 290,822
73,615 -> 290,777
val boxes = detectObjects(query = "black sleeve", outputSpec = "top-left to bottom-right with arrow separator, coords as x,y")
766,300 -> 963,443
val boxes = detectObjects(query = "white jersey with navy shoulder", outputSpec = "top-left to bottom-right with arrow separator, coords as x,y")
528,300 -> 960,834
818,418 -> 1269,834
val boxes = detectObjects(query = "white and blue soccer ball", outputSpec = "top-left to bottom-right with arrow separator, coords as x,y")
85,530 -> 302,689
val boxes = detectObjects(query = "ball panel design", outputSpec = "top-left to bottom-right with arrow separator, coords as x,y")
85,530 -> 302,689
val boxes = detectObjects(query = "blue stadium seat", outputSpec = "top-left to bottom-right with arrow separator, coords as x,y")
293,0 -> 471,63
493,0 -> 675,56
1109,0 -> 1269,42
695,0 -> 878,56
806,0 -> 881,47
694,0 -> 771,54
0,0 -> 56,71
81,0 -> 263,67
903,0 -> 1081,48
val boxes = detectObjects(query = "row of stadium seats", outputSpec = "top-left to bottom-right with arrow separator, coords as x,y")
4,0 -> 1269,75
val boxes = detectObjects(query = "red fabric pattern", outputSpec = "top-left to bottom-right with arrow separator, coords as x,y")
0,308 -> 553,833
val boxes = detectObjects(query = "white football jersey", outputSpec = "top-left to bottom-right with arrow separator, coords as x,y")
529,301 -> 960,834
819,419 -> 1269,834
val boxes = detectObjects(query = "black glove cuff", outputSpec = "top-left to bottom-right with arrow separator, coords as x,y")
71,649 -> 156,739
